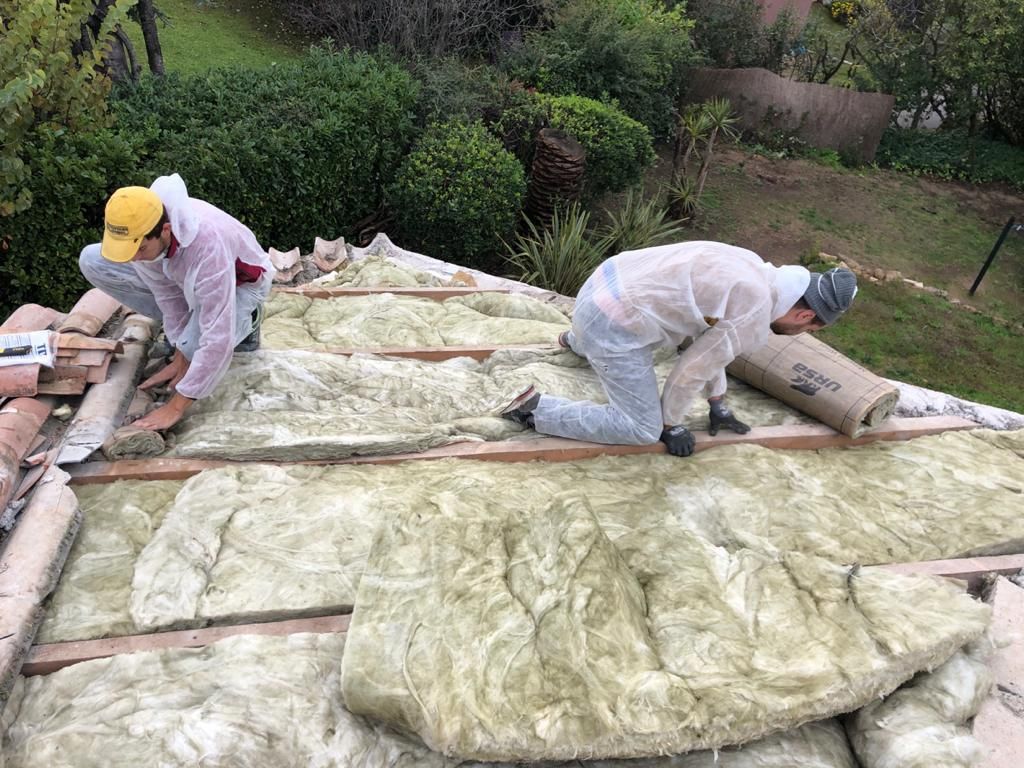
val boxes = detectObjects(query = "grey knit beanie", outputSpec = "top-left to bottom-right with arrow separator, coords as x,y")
804,268 -> 858,325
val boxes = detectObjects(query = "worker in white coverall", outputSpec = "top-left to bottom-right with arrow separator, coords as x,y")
500,241 -> 857,457
79,174 -> 275,432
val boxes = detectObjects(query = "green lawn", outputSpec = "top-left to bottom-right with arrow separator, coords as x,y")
817,279 -> 1024,412
122,0 -> 305,75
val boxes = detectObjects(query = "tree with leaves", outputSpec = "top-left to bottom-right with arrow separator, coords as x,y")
0,0 -> 127,214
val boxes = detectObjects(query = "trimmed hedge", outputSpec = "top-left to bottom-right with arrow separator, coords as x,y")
0,127 -> 144,316
877,128 -> 1024,191
0,49 -> 419,316
113,48 -> 420,251
389,120 -> 526,272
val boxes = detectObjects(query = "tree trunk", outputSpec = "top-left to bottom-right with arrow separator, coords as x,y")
695,128 -> 719,198
72,0 -> 118,58
137,0 -> 166,75
103,26 -> 140,83
524,128 -> 586,231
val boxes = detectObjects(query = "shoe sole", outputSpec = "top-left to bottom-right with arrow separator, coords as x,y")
500,385 -> 538,416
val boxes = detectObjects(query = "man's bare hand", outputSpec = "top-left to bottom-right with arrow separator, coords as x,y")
132,393 -> 193,432
140,349 -> 189,391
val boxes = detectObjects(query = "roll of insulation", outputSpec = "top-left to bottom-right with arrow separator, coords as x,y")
727,333 -> 899,438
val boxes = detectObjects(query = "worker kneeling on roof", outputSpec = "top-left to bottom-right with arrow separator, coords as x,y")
79,174 -> 275,431
501,241 -> 857,457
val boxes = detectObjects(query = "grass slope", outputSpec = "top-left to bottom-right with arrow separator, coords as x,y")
122,0 -> 305,75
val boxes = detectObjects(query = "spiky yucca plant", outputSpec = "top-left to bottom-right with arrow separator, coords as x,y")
504,204 -> 607,296
595,187 -> 685,256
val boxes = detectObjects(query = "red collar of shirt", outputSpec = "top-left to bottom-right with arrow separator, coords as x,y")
166,234 -> 180,260
163,232 -> 265,284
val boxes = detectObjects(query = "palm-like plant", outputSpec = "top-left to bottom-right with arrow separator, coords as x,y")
595,187 -> 685,256
695,97 -> 739,196
504,204 -> 606,296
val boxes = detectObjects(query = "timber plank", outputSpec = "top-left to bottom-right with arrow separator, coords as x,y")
318,344 -> 549,361
22,614 -> 352,677
66,416 -> 977,485
273,286 -> 509,299
879,554 -> 1024,592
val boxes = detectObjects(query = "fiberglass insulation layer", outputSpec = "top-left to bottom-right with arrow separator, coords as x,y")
316,253 -> 450,287
38,429 -> 1024,642
167,348 -> 811,461
339,489 -> 989,761
262,291 -> 571,350
844,642 -> 993,768
2,633 -> 877,768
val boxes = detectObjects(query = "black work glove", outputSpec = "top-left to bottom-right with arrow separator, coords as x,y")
708,399 -> 751,436
660,425 -> 696,457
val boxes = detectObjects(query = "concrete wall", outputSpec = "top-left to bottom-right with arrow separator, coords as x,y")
758,0 -> 814,24
685,67 -> 895,162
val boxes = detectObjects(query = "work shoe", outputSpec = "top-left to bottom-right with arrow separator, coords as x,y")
499,385 -> 541,427
235,304 -> 263,353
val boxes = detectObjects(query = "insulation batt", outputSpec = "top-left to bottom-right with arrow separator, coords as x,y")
168,348 -> 812,461
1,626 -> 987,766
1,633 -> 868,768
844,642 -> 993,768
339,489 -> 989,761
263,291 -> 570,350
37,429 -> 1024,642
316,253 -> 448,287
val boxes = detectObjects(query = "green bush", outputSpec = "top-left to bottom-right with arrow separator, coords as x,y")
877,128 -> 1024,190
502,0 -> 696,137
0,126 -> 144,316
388,120 -> 526,271
514,93 -> 656,199
112,47 -> 420,251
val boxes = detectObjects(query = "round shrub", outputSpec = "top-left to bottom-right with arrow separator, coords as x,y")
501,0 -> 696,137
389,120 -> 526,271
498,93 -> 655,200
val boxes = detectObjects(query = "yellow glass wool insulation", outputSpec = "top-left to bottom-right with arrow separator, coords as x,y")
37,430 -> 1024,642
339,490 -> 989,761
168,348 -> 810,461
1,632 -> 866,768
262,291 -> 571,350
844,642 -> 993,768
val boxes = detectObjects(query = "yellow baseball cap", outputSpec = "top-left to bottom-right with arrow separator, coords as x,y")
101,186 -> 164,263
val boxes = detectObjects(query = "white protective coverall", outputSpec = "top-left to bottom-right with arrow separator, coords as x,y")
531,241 -> 811,445
79,174 -> 275,399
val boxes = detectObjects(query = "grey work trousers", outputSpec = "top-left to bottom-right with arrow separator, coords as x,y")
531,293 -> 664,446
79,243 -> 268,360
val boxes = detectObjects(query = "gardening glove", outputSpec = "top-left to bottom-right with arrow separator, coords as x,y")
708,398 -> 750,436
660,425 -> 696,457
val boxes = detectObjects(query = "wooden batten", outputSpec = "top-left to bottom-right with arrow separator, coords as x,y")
319,344 -> 550,362
273,286 -> 509,299
66,416 -> 977,485
0,469 -> 80,706
22,614 -> 352,677
879,554 -> 1024,592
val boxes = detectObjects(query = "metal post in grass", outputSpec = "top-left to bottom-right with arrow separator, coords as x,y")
969,217 -> 1018,296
